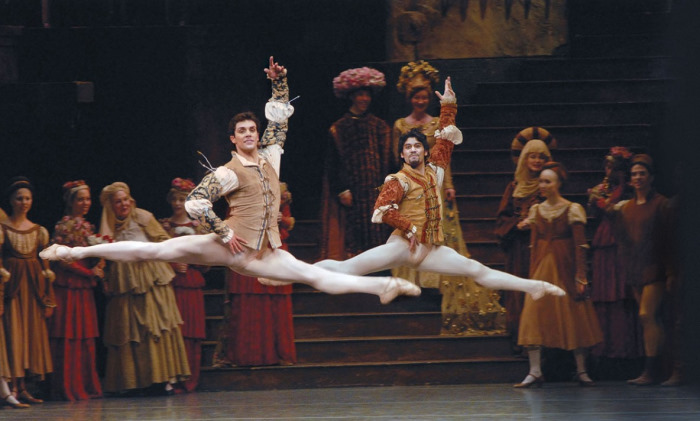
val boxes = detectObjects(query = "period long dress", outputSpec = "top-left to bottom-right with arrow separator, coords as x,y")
518,202 -> 603,350
392,117 -> 505,335
0,230 -> 13,383
495,182 -> 544,339
214,199 -> 297,366
587,184 -> 643,359
47,216 -> 103,401
158,218 -> 207,392
0,223 -> 55,380
102,209 -> 190,392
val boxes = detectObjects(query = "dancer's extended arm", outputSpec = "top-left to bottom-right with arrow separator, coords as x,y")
428,77 -> 461,183
260,57 -> 294,177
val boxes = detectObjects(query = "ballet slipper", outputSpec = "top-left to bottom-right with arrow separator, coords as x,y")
513,373 -> 544,388
529,281 -> 566,300
379,277 -> 421,304
39,244 -> 74,262
2,393 -> 30,409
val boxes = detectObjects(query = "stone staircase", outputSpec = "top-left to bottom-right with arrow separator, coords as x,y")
196,1 -> 671,390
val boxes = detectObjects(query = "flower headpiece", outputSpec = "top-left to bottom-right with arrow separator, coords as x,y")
396,60 -> 440,99
62,180 -> 89,203
170,177 -> 196,193
606,146 -> 633,162
332,67 -> 386,99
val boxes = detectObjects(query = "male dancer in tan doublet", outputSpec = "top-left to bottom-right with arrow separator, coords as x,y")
40,57 -> 420,305
315,77 -> 566,301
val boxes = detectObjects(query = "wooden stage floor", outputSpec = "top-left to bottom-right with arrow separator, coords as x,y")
6,381 -> 700,420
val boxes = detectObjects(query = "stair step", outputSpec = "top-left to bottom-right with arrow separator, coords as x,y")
452,170 -> 605,195
197,357 -> 528,391
457,101 -> 664,127
294,312 -> 443,339
573,12 -> 669,36
294,335 -> 514,364
461,242 -> 503,264
452,146 -> 648,173
472,79 -> 670,104
460,217 -> 598,243
292,289 -> 442,315
518,57 -> 670,81
455,193 -> 589,219
571,33 -> 668,58
457,124 -> 655,149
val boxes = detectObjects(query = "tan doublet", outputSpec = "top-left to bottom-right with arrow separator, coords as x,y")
389,166 -> 444,244
223,154 -> 281,250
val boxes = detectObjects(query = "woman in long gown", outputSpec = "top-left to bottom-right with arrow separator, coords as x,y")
0,200 -> 28,409
1,176 -> 55,403
495,132 -> 555,349
587,148 -> 643,361
158,178 -> 207,392
515,162 -> 603,387
213,181 -> 297,367
98,181 -> 190,395
47,180 -> 104,401
393,60 -> 505,334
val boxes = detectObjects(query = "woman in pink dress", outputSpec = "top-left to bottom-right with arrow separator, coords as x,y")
47,180 -> 104,401
159,178 -> 207,392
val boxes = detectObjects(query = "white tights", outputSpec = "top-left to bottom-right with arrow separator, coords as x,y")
315,235 -> 551,297
62,233 -> 397,297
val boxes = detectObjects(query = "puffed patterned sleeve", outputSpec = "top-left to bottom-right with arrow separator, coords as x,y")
186,166 -> 240,243
569,203 -> 589,283
260,76 -> 294,176
372,175 -> 416,238
428,90 -> 462,173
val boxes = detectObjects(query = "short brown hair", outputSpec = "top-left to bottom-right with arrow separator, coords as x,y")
228,111 -> 260,135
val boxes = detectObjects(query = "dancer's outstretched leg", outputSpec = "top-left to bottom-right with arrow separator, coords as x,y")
40,235 -> 420,304
314,235 -> 415,275
243,248 -> 420,304
416,244 -> 565,299
40,234 -> 240,266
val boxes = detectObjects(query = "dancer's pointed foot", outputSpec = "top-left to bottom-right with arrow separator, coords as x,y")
379,277 -> 421,304
39,244 -> 73,262
529,280 -> 566,300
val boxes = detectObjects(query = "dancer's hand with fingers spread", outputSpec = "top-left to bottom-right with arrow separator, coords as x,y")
435,76 -> 455,103
227,234 -> 248,254
264,55 -> 287,80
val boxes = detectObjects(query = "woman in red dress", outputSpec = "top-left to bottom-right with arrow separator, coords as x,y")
47,180 -> 104,401
159,178 -> 207,392
213,182 -> 297,367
